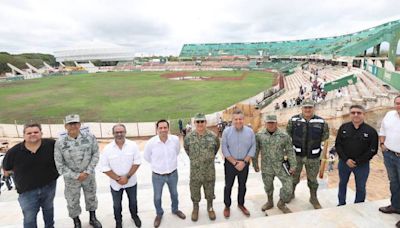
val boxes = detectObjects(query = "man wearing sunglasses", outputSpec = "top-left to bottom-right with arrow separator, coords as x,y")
378,95 -> 400,228
54,114 -> 102,228
100,124 -> 142,228
222,109 -> 256,218
335,105 -> 378,206
184,113 -> 220,222
287,98 -> 329,209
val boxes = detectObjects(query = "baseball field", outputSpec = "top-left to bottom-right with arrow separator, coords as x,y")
0,70 -> 275,123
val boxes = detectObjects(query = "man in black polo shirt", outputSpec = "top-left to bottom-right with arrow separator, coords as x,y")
2,123 -> 59,228
335,104 -> 378,206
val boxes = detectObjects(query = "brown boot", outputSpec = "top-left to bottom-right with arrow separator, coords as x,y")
277,199 -> 292,213
310,189 -> 322,209
261,193 -> 274,211
191,203 -> 199,222
207,200 -> 216,220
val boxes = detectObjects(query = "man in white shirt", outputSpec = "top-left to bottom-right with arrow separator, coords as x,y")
100,124 -> 142,228
144,119 -> 186,228
379,95 -> 400,228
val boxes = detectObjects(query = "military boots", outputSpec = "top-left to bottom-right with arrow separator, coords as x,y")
277,199 -> 292,213
73,216 -> 81,228
191,203 -> 199,222
261,193 -> 274,211
89,211 -> 102,228
309,189 -> 322,209
207,200 -> 216,220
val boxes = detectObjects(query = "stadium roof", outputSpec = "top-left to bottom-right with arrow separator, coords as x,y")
54,47 -> 136,62
180,19 -> 400,64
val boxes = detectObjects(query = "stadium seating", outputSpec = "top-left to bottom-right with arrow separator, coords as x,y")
179,20 -> 400,64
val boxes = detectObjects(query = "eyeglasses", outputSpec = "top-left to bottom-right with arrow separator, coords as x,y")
350,111 -> 363,115
114,131 -> 125,134
195,120 -> 205,124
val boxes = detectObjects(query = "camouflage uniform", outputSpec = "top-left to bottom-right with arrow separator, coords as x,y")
253,128 -> 296,203
286,114 -> 329,191
184,130 -> 220,203
54,131 -> 100,218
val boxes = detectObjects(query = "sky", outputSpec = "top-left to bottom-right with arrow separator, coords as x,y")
0,0 -> 399,56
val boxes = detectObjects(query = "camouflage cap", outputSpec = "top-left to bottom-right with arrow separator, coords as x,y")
194,113 -> 206,121
65,114 -> 80,124
302,98 -> 315,107
264,114 -> 277,122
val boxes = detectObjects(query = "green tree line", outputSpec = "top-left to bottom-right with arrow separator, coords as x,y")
0,52 -> 56,75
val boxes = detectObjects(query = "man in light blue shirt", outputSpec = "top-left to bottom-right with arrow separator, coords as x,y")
222,109 -> 256,218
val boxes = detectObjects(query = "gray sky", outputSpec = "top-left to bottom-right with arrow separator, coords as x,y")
0,0 -> 399,55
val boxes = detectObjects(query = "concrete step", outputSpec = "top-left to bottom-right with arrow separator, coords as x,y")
0,151 -> 396,227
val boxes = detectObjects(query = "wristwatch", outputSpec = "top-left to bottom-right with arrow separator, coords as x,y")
127,174 -> 132,179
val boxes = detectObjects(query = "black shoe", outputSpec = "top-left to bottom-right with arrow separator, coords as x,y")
116,220 -> 122,228
132,215 -> 142,227
89,211 -> 102,228
73,217 -> 82,228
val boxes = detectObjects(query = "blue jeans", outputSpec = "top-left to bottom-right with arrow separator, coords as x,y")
152,170 -> 179,216
111,185 -> 138,222
338,159 -> 370,205
18,180 -> 57,228
383,150 -> 400,210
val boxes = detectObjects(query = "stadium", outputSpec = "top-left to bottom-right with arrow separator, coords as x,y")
1,15 -> 400,227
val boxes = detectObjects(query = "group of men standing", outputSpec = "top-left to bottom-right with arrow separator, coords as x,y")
2,96 -> 400,227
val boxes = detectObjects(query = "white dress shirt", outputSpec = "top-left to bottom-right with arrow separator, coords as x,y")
100,139 -> 141,191
379,110 -> 400,153
144,134 -> 180,174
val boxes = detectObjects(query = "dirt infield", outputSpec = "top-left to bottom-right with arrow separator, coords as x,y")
161,71 -> 249,81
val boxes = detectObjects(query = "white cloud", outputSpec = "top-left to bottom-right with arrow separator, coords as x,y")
0,0 -> 399,55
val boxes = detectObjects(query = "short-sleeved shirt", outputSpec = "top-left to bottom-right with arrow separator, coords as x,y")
100,139 -> 141,191
379,110 -> 400,152
3,139 -> 59,194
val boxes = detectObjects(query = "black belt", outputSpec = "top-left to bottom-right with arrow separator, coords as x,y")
153,169 -> 176,176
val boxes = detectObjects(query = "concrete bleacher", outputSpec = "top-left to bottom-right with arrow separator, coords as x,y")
1,147 -> 398,227
261,64 -> 397,120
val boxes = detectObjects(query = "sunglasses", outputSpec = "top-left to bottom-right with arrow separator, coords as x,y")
350,111 -> 363,115
195,120 -> 205,123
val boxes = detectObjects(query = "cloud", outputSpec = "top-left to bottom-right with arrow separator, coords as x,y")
0,0 -> 398,55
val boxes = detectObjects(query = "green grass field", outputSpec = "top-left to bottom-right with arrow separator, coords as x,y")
0,71 -> 274,123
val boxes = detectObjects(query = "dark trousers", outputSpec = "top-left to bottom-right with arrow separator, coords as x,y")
110,185 -> 138,222
224,159 -> 249,207
18,180 -> 57,228
383,150 -> 400,210
338,159 -> 370,205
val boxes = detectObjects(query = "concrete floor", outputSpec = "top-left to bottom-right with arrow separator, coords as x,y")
1,150 -> 399,228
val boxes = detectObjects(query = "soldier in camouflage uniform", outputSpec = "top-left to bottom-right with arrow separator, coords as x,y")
54,114 -> 102,228
184,113 -> 220,222
253,115 -> 296,215
286,99 -> 329,209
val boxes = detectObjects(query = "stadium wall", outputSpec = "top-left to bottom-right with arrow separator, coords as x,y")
365,64 -> 400,90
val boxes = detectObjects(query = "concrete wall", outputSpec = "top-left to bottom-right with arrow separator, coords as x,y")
0,122 -> 157,138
